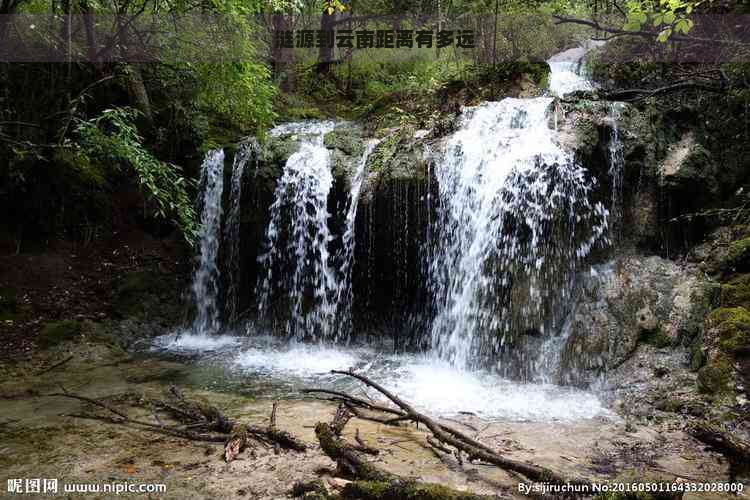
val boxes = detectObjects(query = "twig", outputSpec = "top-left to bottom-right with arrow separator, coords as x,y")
36,355 -> 74,375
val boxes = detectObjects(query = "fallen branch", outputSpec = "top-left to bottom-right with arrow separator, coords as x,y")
326,370 -> 592,487
311,412 -> 499,500
49,387 -> 307,460
552,15 -> 749,46
601,80 -> 725,101
36,355 -> 74,375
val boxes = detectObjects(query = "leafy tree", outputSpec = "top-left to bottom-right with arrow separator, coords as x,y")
75,107 -> 199,243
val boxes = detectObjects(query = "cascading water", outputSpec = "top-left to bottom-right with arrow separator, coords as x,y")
224,139 -> 259,323
608,103 -> 625,237
428,48 -> 611,376
547,40 -> 603,96
255,121 -> 339,341
335,140 -> 379,336
190,149 -> 225,336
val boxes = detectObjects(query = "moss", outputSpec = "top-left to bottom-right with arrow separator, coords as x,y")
291,480 -> 330,498
690,337 -> 706,371
697,354 -> 735,395
366,129 -> 426,184
655,398 -> 683,413
37,320 -> 81,348
324,128 -> 364,157
52,147 -> 106,187
707,306 -> 750,353
639,327 -> 672,348
720,274 -> 750,308
724,237 -> 750,272
341,479 -> 490,500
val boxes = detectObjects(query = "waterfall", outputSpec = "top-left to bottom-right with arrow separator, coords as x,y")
190,149 -> 225,335
224,139 -> 259,323
608,103 -> 625,237
547,40 -> 602,96
255,121 -> 338,341
428,98 -> 609,374
335,140 -> 379,337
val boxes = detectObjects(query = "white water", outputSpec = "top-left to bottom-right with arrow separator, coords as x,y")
547,40 -> 603,96
224,140 -> 258,322
151,335 -> 609,421
154,332 -> 241,351
334,140 -> 379,335
608,103 -> 625,236
428,98 -> 609,372
256,121 -> 339,340
189,149 -> 225,336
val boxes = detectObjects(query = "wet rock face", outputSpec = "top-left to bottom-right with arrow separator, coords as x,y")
351,128 -> 434,344
559,255 -> 714,388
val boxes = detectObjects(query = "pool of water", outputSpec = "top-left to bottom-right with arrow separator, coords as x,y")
144,332 -> 612,422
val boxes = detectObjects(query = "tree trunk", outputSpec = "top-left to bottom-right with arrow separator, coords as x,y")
317,9 -> 336,75
123,63 -> 153,127
270,14 -> 295,92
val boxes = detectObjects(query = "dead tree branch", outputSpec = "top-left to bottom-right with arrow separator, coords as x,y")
321,370 -> 592,487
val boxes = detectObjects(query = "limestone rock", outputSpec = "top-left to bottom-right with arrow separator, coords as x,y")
560,255 -> 712,387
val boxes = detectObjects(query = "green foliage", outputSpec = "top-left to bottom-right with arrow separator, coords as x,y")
75,107 -> 198,243
189,62 -> 276,135
623,0 -> 708,41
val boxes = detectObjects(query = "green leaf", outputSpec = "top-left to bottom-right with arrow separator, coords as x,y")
657,27 -> 672,41
663,11 -> 676,24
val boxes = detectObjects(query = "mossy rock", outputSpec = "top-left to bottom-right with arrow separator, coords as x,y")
707,306 -> 750,353
720,274 -> 750,308
639,327 -> 672,348
724,237 -> 750,273
697,353 -> 735,395
367,128 -> 426,183
690,336 -> 706,371
37,320 -> 81,348
342,479 -> 491,500
655,397 -> 684,413
52,147 -> 106,187
264,133 -> 301,167
324,128 -> 364,157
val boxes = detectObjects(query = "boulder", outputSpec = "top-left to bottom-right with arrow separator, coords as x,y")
559,255 -> 714,387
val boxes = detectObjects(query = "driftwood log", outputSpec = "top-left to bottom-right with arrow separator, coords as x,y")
299,403 -> 502,500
